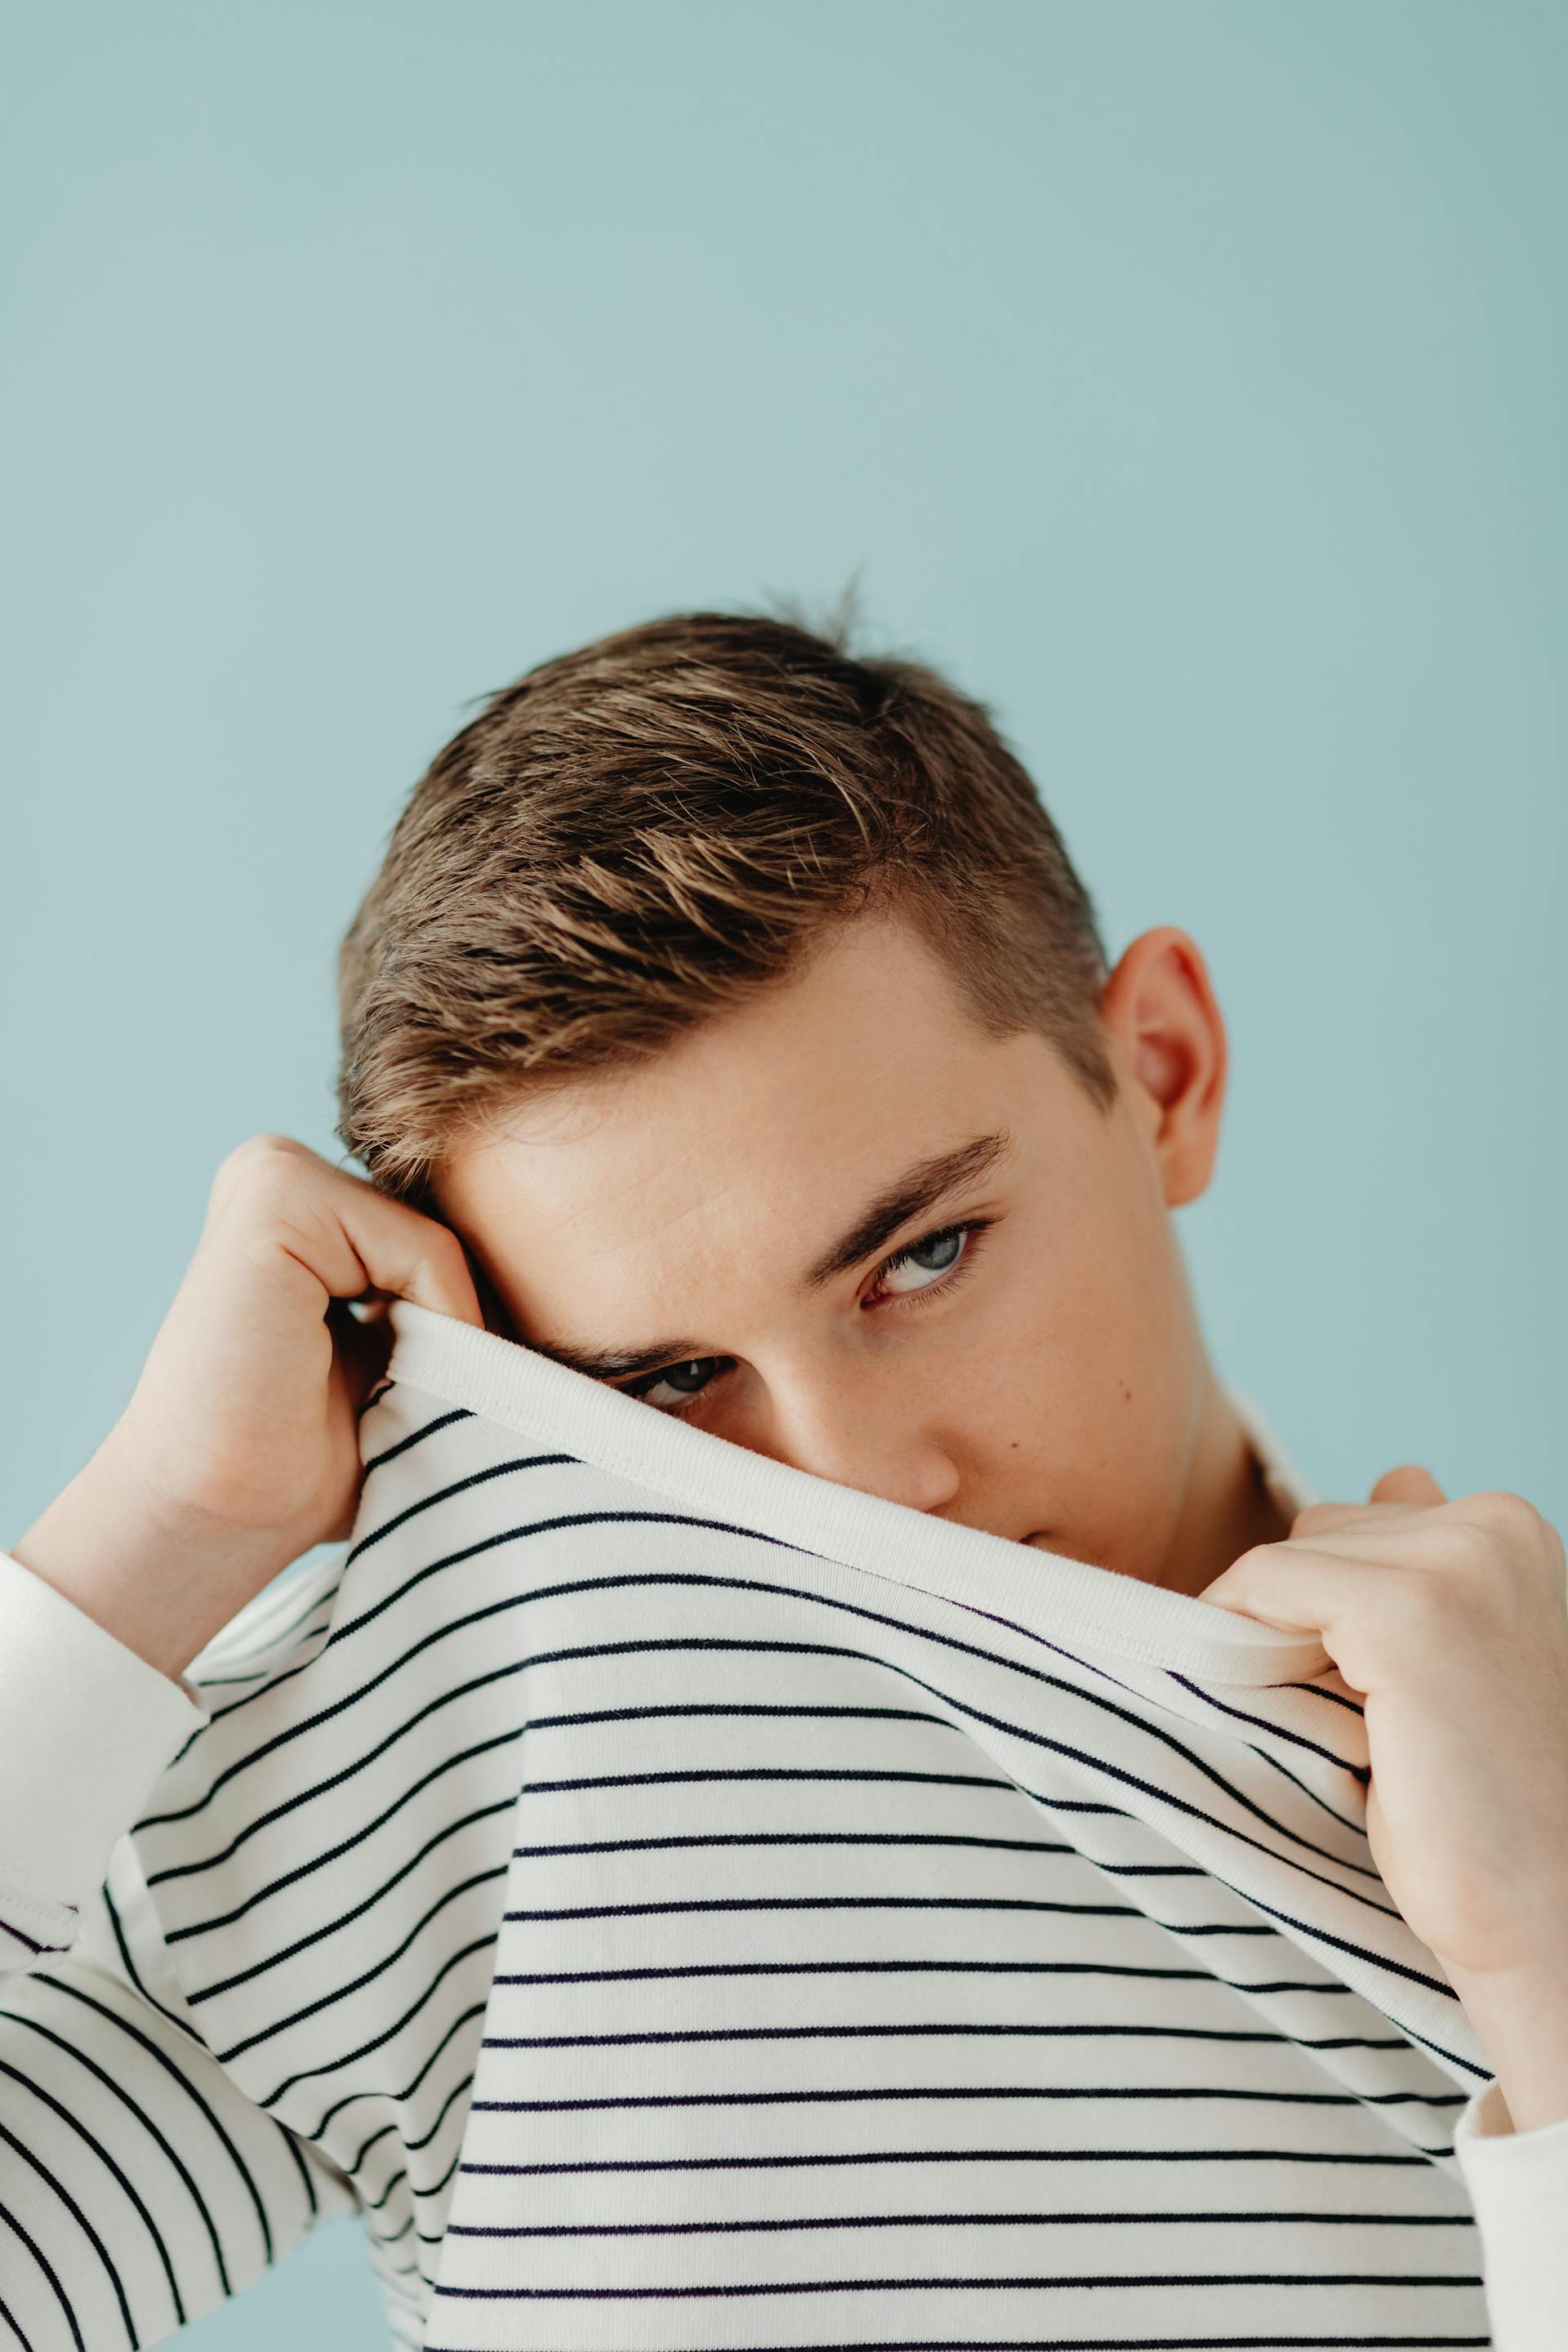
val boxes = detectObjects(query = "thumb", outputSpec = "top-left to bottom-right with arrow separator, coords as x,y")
1370,1462 -> 1448,1508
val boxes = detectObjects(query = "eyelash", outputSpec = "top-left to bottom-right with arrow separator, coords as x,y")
618,1217 -> 997,1418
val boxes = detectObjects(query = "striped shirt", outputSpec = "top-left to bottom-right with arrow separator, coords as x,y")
2,1295 -> 1564,2349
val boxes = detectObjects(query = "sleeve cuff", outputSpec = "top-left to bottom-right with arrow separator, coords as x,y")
1453,2074 -> 1568,2346
0,1547 -> 211,1920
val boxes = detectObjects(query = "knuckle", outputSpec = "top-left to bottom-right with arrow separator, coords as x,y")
1472,1489 -> 1565,1588
421,1222 -> 472,1280
217,1132 -> 305,1187
1466,1487 -> 1542,1541
210,1138 -> 332,1239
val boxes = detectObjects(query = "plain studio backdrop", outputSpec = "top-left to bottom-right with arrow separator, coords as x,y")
3,2 -> 1564,2339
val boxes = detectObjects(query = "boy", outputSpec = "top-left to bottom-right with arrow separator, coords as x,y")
5,609 -> 1566,2345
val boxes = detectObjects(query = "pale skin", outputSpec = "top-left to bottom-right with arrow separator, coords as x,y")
13,907 -> 1568,2134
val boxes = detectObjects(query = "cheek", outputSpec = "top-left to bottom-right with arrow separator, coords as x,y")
974,1209 -> 1196,1561
992,1186 -> 1179,1401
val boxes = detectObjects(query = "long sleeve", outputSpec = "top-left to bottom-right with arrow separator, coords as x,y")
1452,2076 -> 1568,2350
0,1547 -> 210,1969
0,1546 -> 359,2346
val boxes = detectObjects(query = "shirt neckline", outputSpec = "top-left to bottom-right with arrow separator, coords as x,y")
382,1298 -> 1332,1687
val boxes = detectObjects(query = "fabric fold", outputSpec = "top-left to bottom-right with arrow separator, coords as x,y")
343,1300 -> 1488,2348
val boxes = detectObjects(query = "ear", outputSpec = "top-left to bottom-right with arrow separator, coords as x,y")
1098,926 -> 1227,1208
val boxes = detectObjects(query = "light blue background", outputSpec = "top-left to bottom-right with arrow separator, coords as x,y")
3,2 -> 1563,2340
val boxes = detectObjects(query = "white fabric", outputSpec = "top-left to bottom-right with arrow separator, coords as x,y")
0,1547 -> 207,1949
0,1293 -> 1560,2346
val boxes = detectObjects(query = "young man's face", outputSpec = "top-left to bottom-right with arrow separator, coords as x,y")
432,906 -> 1268,1592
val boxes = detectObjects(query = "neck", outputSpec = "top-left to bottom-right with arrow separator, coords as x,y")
1154,1374 -> 1295,1599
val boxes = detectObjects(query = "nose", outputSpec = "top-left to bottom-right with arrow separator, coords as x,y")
760,1372 -> 963,1517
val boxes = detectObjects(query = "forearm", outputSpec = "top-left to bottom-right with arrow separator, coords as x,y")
9,1434 -> 289,1685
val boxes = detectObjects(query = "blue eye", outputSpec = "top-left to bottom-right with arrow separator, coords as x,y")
875,1223 -> 969,1297
619,1216 -> 996,1417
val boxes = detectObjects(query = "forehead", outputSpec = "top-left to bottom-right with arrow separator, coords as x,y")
431,911 -> 1070,1338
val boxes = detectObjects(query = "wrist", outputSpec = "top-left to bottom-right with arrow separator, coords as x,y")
9,1437 -> 292,1684
1447,1953 -> 1568,2136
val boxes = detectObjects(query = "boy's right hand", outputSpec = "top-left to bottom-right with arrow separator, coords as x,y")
8,1135 -> 487,1684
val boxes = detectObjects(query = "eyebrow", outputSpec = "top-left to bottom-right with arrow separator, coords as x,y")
528,1128 -> 1017,1384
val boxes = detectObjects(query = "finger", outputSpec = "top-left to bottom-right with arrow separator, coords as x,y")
332,1188 -> 487,1329
1197,1535 -> 1395,1628
1290,1498 -> 1404,1538
206,1140 -> 488,1330
1370,1463 -> 1448,1508
1288,1494 -> 1450,1539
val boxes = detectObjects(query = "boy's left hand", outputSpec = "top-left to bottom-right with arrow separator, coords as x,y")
1199,1467 -> 1568,2132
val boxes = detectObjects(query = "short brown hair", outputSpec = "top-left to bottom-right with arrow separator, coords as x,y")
336,605 -> 1116,1205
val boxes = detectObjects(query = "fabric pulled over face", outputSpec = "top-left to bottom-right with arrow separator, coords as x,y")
229,1298 -> 1505,2348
